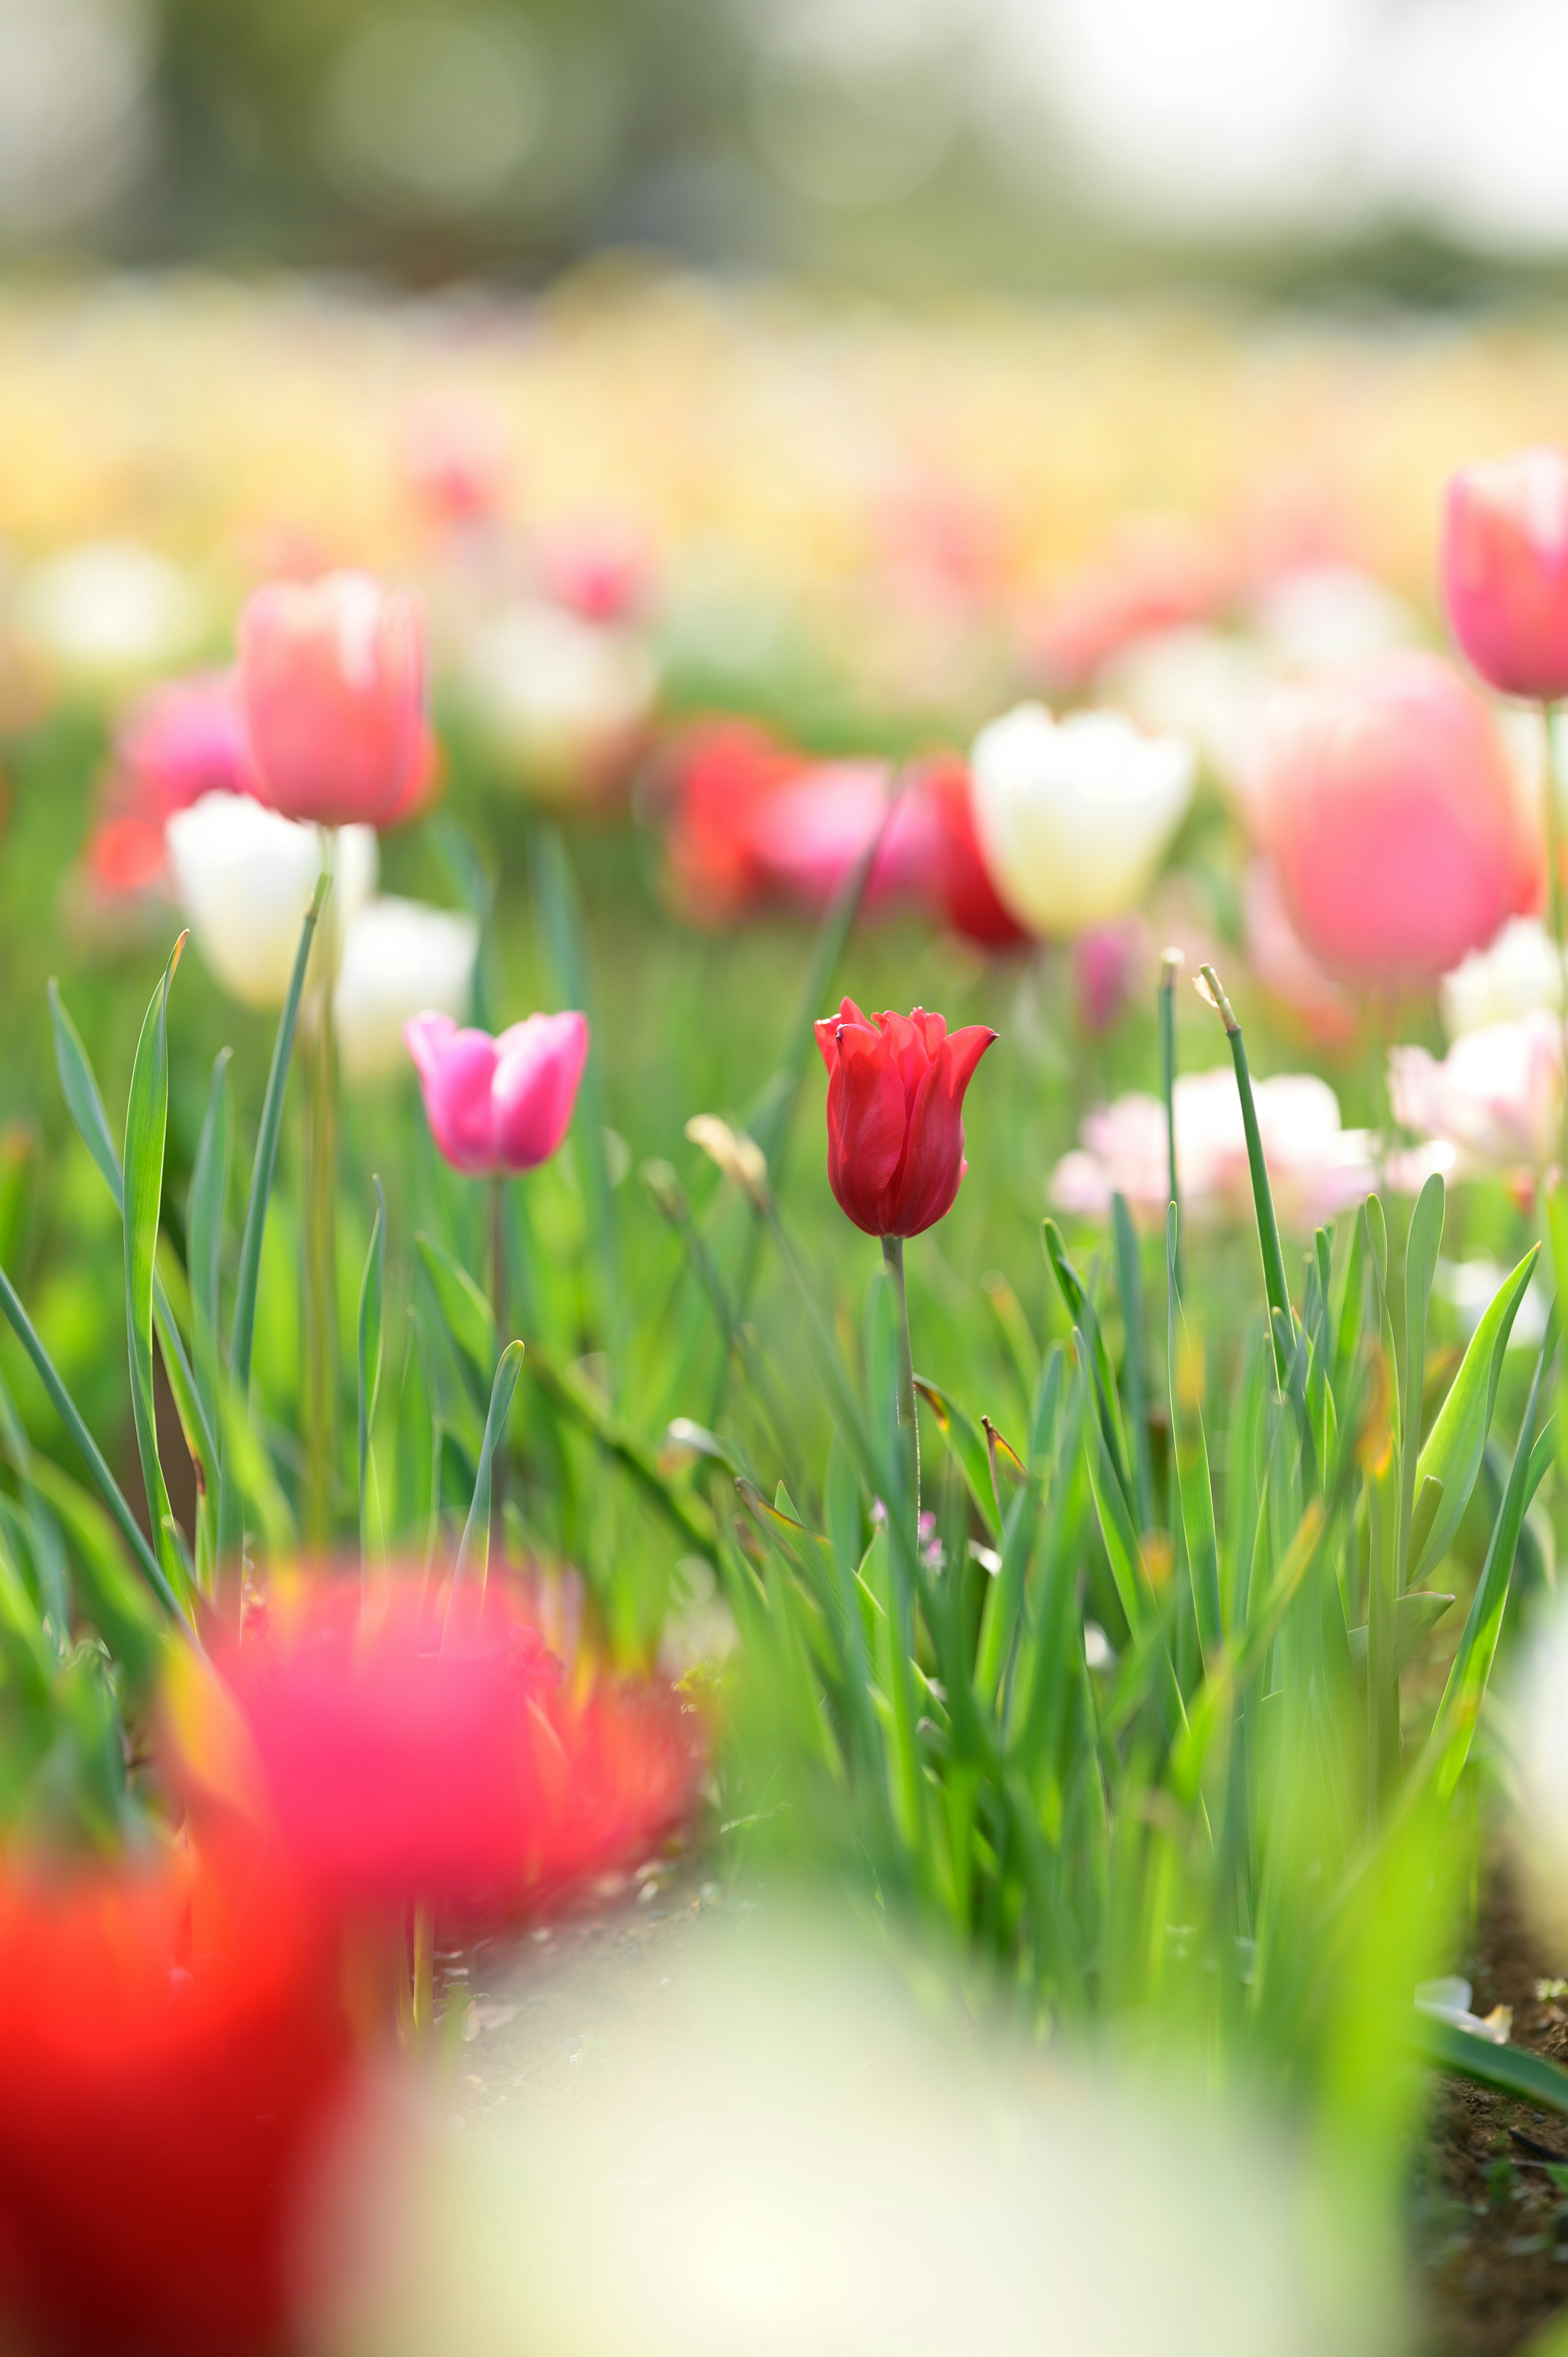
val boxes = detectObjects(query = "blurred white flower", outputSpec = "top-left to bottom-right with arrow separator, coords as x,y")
1432,1256 -> 1550,1348
165,792 -> 376,1011
1100,627 -> 1271,803
307,1915 -> 1388,2357
969,702 -> 1194,937
1051,1065 -> 1376,1233
1389,1012 -> 1563,1175
465,599 -> 655,803
1414,1977 -> 1512,2045
18,542 -> 205,680
1441,916 -> 1565,1039
334,897 -> 479,1083
1250,564 -> 1417,673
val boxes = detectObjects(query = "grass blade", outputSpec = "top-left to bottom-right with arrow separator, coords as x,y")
1197,965 -> 1292,1385
122,934 -> 189,1608
530,823 -> 619,1358
359,1175 -> 386,1568
188,1047 -> 232,1444
1413,1244 -> 1538,1581
1399,1173 -> 1445,1590
451,1339 -> 524,1600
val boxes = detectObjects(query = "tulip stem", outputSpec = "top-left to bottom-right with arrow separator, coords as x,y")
305,832 -> 340,1548
881,1233 -> 920,1512
1158,947 -> 1183,1292
411,1904 -> 433,2039
1545,702 -> 1568,1164
490,1173 -> 509,1549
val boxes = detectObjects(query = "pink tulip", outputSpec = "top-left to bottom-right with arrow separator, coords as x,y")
404,1010 -> 589,1177
1250,652 -> 1540,988
747,760 -> 942,913
238,571 -> 428,830
1390,1011 -> 1563,1175
1442,447 -> 1568,701
116,671 -> 247,818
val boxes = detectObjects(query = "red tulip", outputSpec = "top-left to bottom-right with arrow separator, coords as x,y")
238,571 -> 429,830
815,999 -> 996,1238
659,718 -> 805,922
1442,446 -> 1568,701
0,1840 -> 354,2357
1251,652 -> 1539,987
918,754 -> 1029,949
174,1577 -> 702,1920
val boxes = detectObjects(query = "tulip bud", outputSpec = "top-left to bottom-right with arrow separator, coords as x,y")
165,791 -> 376,1010
404,1010 -> 589,1179
334,899 -> 479,1084
968,703 -> 1194,938
238,571 -> 428,830
815,999 -> 996,1240
1442,446 -> 1568,701
1249,653 -> 1540,988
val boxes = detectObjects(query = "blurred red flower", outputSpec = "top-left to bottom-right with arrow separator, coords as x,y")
0,1840 -> 354,2357
815,999 -> 996,1239
919,753 -> 1029,950
173,1577 -> 702,1920
239,572 -> 430,830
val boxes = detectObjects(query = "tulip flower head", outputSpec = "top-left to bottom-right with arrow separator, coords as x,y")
239,571 -> 428,830
1389,1011 -> 1563,1177
1441,915 -> 1565,1039
1250,653 -> 1540,987
166,790 -> 376,1010
969,703 -> 1195,938
405,1008 -> 589,1178
815,999 -> 996,1239
335,898 -> 479,1084
1442,446 -> 1568,702
920,754 -> 1029,949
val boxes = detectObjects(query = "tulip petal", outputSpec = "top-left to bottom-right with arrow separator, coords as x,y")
405,1019 -> 501,1175
492,1010 -> 590,1174
826,1019 -> 908,1232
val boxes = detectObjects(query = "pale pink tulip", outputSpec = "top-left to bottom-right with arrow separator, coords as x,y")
746,760 -> 942,912
1389,1012 -> 1563,1175
404,1010 -> 589,1178
239,572 -> 429,830
1442,447 -> 1568,702
1051,1067 -> 1376,1233
1249,653 -> 1540,987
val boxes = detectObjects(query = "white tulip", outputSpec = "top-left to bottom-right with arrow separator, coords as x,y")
464,598 -> 655,801
1441,916 -> 1564,1038
19,541 -> 206,680
165,791 -> 376,1011
334,897 -> 479,1084
969,702 -> 1194,936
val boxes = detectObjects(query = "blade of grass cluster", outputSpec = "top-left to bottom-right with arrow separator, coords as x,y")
0,1260 -> 187,1630
358,1175 -> 386,1571
122,936 -> 189,1609
1166,1206 -> 1220,1663
1198,966 -> 1291,1385
48,979 -> 216,1501
1412,1244 -> 1538,1581
217,875 -> 326,1593
1113,1192 -> 1154,1534
1399,1174 -> 1445,1589
450,1340 -> 525,1607
530,823 -> 620,1362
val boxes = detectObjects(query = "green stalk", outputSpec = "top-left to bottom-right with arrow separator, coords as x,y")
1158,946 -> 1183,1291
489,1171 -> 509,1544
881,1233 -> 919,1515
1544,702 -> 1568,1163
1199,965 -> 1291,1387
304,830 -> 340,1548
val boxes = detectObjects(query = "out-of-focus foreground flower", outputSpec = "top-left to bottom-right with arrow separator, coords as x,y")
1442,446 -> 1568,703
1249,653 -> 1540,987
307,1916 -> 1392,2357
166,792 -> 377,1010
335,899 -> 479,1084
0,1840 -> 354,2357
405,1010 -> 590,1179
1441,915 -> 1564,1037
815,999 -> 996,1240
464,599 -> 655,805
240,572 -> 429,830
969,702 -> 1195,937
1052,1067 -> 1378,1233
1389,1012 -> 1563,1178
171,1577 -> 700,1918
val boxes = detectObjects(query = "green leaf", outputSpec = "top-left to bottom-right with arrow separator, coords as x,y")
1414,2013 -> 1568,2117
26,1458 -> 164,1692
358,1175 -> 386,1563
1113,1192 -> 1154,1534
188,1047 -> 232,1445
530,823 -> 619,1356
912,1373 -> 1002,1541
415,1231 -> 496,1383
218,874 -> 326,1583
122,935 -> 188,1609
0,1260 -> 186,1630
452,1340 -> 525,1596
1412,1244 -> 1539,1580
1167,1207 -> 1221,1661
1347,1589 -> 1454,1674
1043,1220 -> 1132,1519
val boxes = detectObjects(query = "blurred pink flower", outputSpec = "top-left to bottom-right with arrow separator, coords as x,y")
1026,517 -> 1232,691
1250,652 -> 1540,987
1443,446 -> 1568,702
747,760 -> 940,912
1072,919 -> 1149,1035
401,395 -> 509,525
1052,1066 -> 1376,1233
537,516 -> 650,624
239,571 -> 430,830
405,1009 -> 588,1178
1242,857 -> 1357,1047
1389,1011 -> 1563,1174
116,671 -> 247,817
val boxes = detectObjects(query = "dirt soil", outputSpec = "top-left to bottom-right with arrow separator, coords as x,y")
1414,1874 -> 1568,2356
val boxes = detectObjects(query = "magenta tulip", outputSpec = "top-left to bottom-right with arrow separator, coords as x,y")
239,571 -> 428,830
1442,447 -> 1568,701
405,1010 -> 589,1177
